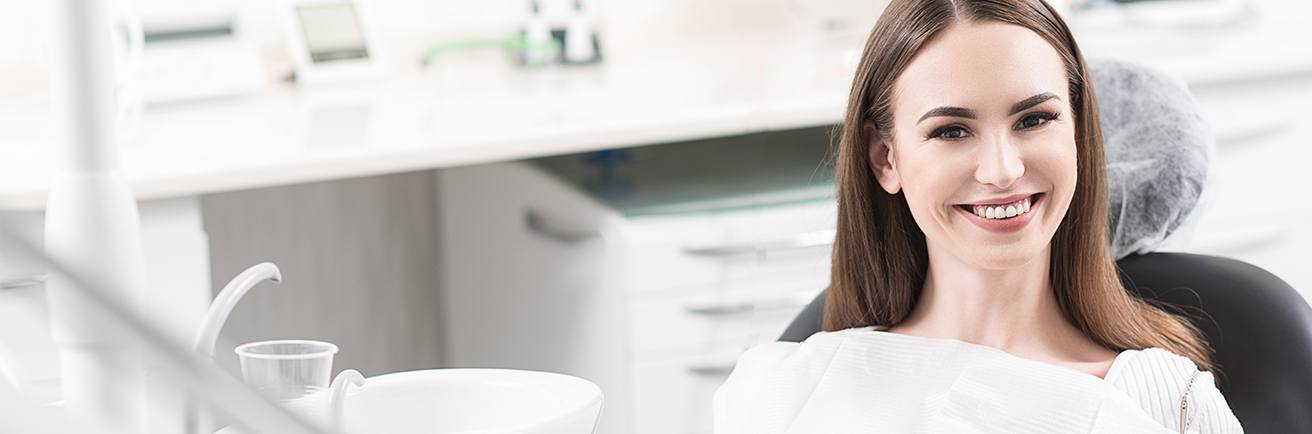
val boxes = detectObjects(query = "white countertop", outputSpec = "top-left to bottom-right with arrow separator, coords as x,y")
2,5 -> 1310,211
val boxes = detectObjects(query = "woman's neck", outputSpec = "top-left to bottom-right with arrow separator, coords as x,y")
889,241 -> 1094,360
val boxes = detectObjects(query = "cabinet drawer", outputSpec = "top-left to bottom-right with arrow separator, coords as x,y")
628,275 -> 824,356
718,200 -> 838,245
624,240 -> 832,297
624,200 -> 838,294
631,346 -> 748,434
439,162 -> 632,434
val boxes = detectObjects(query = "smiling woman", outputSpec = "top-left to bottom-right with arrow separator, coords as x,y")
712,0 -> 1243,432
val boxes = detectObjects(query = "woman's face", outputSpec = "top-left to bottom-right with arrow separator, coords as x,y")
870,21 -> 1078,270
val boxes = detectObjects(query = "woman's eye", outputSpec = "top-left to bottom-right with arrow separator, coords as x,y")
1017,112 -> 1058,130
927,113 -> 1056,140
929,125 -> 970,140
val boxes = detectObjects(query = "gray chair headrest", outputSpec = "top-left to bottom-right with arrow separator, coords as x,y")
1089,59 -> 1212,259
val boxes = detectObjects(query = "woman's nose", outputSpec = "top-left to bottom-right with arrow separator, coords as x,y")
974,133 -> 1025,189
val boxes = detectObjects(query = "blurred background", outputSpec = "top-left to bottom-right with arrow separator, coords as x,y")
0,0 -> 1309,433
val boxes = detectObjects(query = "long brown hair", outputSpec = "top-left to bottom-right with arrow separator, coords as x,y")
824,0 -> 1214,371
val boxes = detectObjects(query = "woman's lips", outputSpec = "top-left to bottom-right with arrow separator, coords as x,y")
957,192 -> 1037,206
955,193 -> 1043,234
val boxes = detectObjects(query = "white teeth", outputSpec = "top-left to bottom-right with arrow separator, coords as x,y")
969,196 -> 1033,220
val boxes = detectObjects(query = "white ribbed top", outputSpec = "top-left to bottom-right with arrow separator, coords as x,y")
1105,347 -> 1243,433
713,327 -> 1243,433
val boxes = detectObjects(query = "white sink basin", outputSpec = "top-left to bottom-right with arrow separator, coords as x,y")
342,369 -> 602,434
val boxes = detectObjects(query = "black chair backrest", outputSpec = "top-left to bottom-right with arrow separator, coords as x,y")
778,252 -> 1312,433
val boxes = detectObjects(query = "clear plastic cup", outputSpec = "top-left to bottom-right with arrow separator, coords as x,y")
234,340 -> 338,425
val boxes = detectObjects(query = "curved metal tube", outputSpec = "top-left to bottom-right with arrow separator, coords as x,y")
190,262 -> 282,434
191,263 -> 282,357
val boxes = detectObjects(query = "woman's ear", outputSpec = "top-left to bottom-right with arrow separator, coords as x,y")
866,122 -> 902,195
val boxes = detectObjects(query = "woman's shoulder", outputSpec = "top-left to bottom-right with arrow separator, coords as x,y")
1108,348 -> 1244,433
1108,347 -> 1213,393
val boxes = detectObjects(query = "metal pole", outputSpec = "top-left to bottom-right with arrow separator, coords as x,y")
45,0 -> 149,431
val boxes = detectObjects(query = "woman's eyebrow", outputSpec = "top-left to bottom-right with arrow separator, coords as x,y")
915,92 -> 1060,124
1008,92 -> 1059,115
917,107 -> 976,124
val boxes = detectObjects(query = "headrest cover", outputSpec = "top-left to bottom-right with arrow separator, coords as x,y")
1089,59 -> 1212,259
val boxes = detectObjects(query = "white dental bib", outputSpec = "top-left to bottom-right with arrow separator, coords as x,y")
713,327 -> 1243,433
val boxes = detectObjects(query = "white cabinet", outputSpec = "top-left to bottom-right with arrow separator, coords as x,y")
631,346 -> 744,434
1180,76 -> 1312,299
438,158 -> 838,434
622,199 -> 836,434
438,161 -> 632,434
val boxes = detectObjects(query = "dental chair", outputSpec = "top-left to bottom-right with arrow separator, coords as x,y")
777,60 -> 1312,433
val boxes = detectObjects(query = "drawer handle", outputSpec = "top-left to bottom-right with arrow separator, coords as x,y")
684,292 -> 818,316
684,302 -> 754,316
524,208 -> 599,243
682,229 -> 834,257
686,362 -> 736,376
0,273 -> 46,290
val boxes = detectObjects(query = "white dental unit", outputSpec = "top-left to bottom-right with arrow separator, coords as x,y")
1,0 -> 1311,433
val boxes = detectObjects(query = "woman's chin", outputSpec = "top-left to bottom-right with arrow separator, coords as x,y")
964,244 -> 1047,270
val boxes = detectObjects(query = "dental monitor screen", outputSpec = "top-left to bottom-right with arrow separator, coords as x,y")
296,4 -> 370,63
